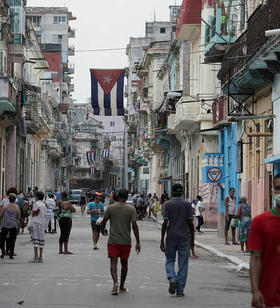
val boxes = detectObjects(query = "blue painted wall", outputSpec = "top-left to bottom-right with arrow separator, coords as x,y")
218,123 -> 239,212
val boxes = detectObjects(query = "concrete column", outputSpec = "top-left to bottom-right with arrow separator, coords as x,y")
6,126 -> 17,189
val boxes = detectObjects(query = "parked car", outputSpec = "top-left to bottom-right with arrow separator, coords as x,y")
69,189 -> 82,204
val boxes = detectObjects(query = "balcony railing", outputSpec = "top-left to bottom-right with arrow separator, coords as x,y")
68,27 -> 75,38
68,45 -> 75,56
204,7 -> 235,64
176,0 -> 202,40
218,1 -> 280,86
173,96 -> 200,131
25,102 -> 40,134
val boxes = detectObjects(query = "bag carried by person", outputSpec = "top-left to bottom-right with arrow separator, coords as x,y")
230,217 -> 238,228
96,216 -> 103,225
22,202 -> 31,217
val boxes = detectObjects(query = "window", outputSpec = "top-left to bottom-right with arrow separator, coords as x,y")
111,136 -> 116,141
110,121 -> 115,127
30,16 -> 41,27
146,27 -> 153,34
143,167 -> 149,175
54,16 -> 67,24
160,27 -> 166,33
58,34 -> 63,42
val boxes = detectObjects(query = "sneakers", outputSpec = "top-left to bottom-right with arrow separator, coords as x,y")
38,257 -> 43,263
176,293 -> 185,297
168,281 -> 176,294
93,246 -> 99,250
29,258 -> 39,263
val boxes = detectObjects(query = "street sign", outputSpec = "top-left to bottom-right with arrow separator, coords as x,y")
207,167 -> 222,183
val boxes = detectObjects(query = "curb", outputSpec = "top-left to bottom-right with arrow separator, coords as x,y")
195,241 -> 249,271
152,217 -> 249,272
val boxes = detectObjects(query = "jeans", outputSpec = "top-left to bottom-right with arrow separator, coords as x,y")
165,241 -> 190,294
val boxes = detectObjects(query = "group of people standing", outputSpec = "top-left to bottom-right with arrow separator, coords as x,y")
224,187 -> 252,253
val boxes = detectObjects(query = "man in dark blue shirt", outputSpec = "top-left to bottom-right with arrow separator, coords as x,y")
160,183 -> 194,297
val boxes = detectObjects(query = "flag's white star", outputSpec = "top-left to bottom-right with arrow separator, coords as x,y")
104,75 -> 112,84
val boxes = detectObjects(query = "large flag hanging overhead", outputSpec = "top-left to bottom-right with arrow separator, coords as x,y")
90,69 -> 125,116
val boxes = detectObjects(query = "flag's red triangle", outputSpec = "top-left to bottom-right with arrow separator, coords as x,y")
90,69 -> 124,95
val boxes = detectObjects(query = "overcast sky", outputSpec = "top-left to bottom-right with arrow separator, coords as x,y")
27,0 -> 179,103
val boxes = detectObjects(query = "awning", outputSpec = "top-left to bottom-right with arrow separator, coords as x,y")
0,100 -> 16,116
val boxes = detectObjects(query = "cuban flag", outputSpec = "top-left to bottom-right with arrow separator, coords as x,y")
90,69 -> 125,116
102,149 -> 110,158
90,167 -> 95,175
86,151 -> 97,165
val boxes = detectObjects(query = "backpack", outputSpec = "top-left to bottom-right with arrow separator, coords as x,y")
22,202 -> 31,217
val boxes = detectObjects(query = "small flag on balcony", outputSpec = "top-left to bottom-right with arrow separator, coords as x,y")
90,69 -> 125,116
90,167 -> 95,175
102,149 -> 110,158
86,151 -> 97,165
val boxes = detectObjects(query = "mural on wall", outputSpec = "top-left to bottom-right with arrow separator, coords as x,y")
199,181 -> 219,226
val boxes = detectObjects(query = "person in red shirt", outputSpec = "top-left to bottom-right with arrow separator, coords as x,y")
248,173 -> 280,308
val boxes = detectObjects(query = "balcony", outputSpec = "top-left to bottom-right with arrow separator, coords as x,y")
46,138 -> 61,158
0,77 -> 16,116
167,113 -> 176,133
218,2 -> 280,96
25,102 -> 40,134
61,82 -> 68,93
68,45 -> 75,56
204,8 -> 235,64
201,153 -> 224,183
176,0 -> 202,41
69,84 -> 74,92
9,34 -> 26,63
68,27 -> 75,38
172,96 -> 200,131
68,63 -> 75,74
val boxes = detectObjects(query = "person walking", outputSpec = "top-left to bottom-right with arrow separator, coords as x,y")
101,189 -> 141,295
79,190 -> 87,216
45,194 -> 56,233
57,192 -> 76,255
195,195 -> 204,233
87,193 -> 104,250
248,173 -> 280,308
236,196 -> 251,253
0,193 -> 21,259
224,187 -> 238,245
30,191 -> 46,263
148,193 -> 156,220
160,183 -> 195,297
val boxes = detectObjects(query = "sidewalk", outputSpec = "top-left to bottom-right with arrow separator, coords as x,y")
152,217 -> 249,271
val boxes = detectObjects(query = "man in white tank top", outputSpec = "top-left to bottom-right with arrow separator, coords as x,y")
224,188 -> 238,245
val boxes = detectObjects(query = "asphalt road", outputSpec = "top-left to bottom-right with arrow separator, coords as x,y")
0,213 -> 251,308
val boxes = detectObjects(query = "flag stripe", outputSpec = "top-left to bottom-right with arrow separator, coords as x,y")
111,83 -> 117,116
98,83 -> 104,116
104,92 -> 111,116
117,72 -> 124,116
91,73 -> 99,115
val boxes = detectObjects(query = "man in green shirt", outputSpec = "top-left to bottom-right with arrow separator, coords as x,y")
101,189 -> 141,295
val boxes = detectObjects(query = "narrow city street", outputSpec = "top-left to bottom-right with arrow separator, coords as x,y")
0,212 -> 250,308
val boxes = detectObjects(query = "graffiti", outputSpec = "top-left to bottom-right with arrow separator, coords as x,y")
199,181 -> 219,203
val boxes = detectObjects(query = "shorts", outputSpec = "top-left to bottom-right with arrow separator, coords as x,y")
107,243 -> 131,260
225,214 -> 236,231
91,221 -> 100,234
